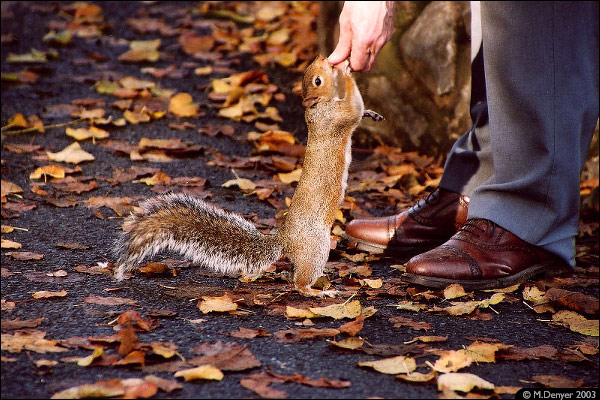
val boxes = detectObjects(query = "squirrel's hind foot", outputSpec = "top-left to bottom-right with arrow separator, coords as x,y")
297,286 -> 338,298
363,109 -> 384,121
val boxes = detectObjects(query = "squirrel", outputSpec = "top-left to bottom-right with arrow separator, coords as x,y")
113,55 -> 383,297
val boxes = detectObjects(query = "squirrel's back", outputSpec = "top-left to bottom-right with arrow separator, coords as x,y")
114,193 -> 282,279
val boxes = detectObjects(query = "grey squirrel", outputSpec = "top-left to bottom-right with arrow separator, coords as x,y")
113,55 -> 383,297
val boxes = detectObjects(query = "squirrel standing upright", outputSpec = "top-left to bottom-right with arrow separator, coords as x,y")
113,55 -> 383,297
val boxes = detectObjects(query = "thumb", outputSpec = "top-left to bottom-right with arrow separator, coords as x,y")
328,31 -> 352,65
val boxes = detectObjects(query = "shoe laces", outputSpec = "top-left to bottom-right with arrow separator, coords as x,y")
413,188 -> 440,212
459,218 -> 497,237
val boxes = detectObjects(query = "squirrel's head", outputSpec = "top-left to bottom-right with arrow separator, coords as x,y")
302,55 -> 348,108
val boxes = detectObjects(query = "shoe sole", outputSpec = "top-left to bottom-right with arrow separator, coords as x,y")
400,259 -> 571,290
341,233 -> 439,258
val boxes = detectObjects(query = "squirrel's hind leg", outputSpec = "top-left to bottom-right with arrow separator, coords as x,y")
363,109 -> 384,121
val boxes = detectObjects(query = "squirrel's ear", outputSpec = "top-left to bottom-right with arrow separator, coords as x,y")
302,96 -> 321,108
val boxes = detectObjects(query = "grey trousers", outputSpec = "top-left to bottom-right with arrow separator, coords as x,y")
439,2 -> 599,266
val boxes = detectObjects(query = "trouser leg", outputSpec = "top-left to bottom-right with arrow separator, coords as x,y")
439,45 -> 493,196
467,1 -> 599,266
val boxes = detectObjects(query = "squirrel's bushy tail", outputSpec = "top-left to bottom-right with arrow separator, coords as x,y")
113,193 -> 283,280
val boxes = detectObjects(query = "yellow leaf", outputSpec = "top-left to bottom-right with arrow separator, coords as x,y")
553,310 -> 599,336
1,239 -> 22,249
285,306 -> 317,319
119,76 -> 155,90
77,346 -> 104,367
66,126 -> 110,141
195,66 -> 213,76
277,168 -> 302,184
51,383 -> 124,399
124,109 -> 151,124
222,177 -> 256,191
198,295 -> 238,314
358,355 -> 417,374
329,337 -> 364,350
8,113 -> 28,128
169,93 -> 199,117
29,165 -> 66,180
174,365 -> 224,381
136,172 -> 171,186
432,350 -> 473,373
218,102 -> 245,119
309,300 -> 362,320
32,290 -> 67,299
47,142 -> 94,164
523,286 -> 548,306
119,39 -> 160,63
396,370 -> 437,383
437,372 -> 495,393
443,283 -> 468,300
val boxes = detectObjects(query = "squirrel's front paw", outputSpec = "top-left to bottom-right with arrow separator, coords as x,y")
297,286 -> 338,298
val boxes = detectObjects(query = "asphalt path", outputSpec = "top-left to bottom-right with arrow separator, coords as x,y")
1,2 -> 598,399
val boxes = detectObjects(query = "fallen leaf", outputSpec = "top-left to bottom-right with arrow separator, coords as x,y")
47,142 -> 95,164
198,294 -> 238,314
273,328 -> 340,343
66,126 -> 110,141
83,294 -> 138,307
432,350 -> 473,373
32,290 -> 68,299
5,251 -> 44,261
169,93 -> 199,117
358,355 -> 417,374
1,239 -> 21,249
329,337 -> 364,350
77,346 -> 104,367
119,39 -> 160,63
1,330 -> 68,353
443,283 -> 468,300
552,310 -> 599,336
309,301 -> 363,321
437,372 -> 495,393
532,375 -> 584,388
189,341 -> 261,371
29,165 -> 66,180
1,180 -> 23,197
174,365 -> 224,381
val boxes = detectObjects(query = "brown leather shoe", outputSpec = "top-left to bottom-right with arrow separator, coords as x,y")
402,218 -> 571,290
343,188 -> 470,257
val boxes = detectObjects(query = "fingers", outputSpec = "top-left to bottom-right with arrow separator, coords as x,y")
328,29 -> 352,66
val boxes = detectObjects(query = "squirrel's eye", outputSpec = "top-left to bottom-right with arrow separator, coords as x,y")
314,77 -> 322,86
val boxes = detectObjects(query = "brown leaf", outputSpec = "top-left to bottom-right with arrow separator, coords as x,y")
389,316 -> 431,331
274,328 -> 340,343
5,251 -> 44,261
229,327 -> 271,339
83,294 -> 138,307
532,375 -> 584,388
143,375 -> 182,393
338,316 -> 365,336
545,287 -> 599,315
496,345 -> 557,361
189,341 -> 261,371
240,373 -> 288,399
1,317 -> 45,330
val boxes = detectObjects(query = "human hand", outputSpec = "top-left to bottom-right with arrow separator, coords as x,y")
328,1 -> 395,73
